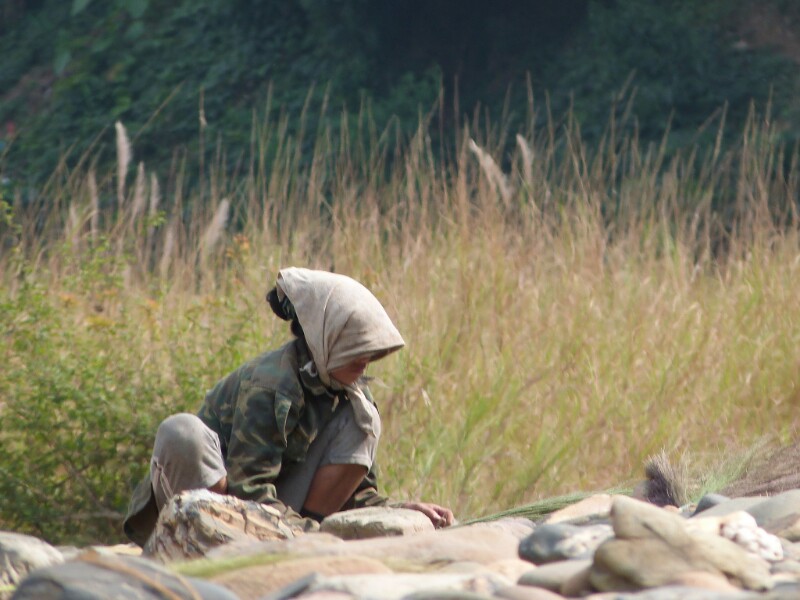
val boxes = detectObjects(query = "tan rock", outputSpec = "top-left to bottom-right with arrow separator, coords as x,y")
486,559 -> 536,582
320,507 -> 434,540
210,555 -> 392,600
609,496 -> 691,545
144,490 -> 306,561
494,584 -> 566,600
668,570 -> 740,591
560,563 -> 594,597
543,495 -> 614,525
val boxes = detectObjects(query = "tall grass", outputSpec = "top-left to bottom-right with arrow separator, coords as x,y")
1,98 -> 799,545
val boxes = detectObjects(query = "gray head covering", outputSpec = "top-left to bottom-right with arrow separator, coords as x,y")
275,267 -> 405,436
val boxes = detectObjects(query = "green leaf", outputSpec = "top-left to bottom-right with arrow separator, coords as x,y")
126,0 -> 149,19
71,0 -> 92,16
54,50 -> 72,76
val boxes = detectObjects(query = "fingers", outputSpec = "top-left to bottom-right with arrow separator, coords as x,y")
401,502 -> 455,528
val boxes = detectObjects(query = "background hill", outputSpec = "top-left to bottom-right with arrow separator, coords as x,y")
2,0 -> 800,187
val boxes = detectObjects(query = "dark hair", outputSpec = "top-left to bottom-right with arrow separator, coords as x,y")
266,287 -> 304,338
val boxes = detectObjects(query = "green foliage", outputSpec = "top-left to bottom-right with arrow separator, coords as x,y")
547,0 -> 799,147
0,261 -> 164,544
3,0 -> 800,189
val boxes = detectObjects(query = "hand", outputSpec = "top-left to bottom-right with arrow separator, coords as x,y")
399,501 -> 455,529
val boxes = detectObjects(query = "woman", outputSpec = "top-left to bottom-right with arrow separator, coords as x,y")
124,267 -> 453,546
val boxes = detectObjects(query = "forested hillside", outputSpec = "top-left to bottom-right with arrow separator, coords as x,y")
1,0 -> 800,188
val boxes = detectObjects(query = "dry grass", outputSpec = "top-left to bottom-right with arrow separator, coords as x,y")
1,100 -> 799,537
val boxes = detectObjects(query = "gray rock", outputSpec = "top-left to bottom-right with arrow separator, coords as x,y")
10,550 -> 237,599
746,490 -> 800,541
517,558 -> 592,592
693,497 -> 767,519
692,493 -> 731,516
0,532 -> 64,589
320,507 -> 434,540
144,489 -> 305,561
519,524 -> 612,564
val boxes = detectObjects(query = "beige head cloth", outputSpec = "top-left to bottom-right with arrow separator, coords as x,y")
275,267 -> 405,436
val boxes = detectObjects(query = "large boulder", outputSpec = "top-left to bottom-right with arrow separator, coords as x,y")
144,489 -> 308,561
11,550 -> 236,600
0,532 -> 63,593
589,496 -> 773,593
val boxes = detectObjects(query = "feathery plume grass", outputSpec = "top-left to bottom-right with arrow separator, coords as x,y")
159,218 -> 176,279
516,133 -> 534,191
468,138 -> 514,205
200,198 -> 229,260
130,162 -> 147,225
88,168 -> 99,244
115,121 -> 131,213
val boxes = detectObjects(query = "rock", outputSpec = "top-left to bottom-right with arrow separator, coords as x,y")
494,584 -> 565,600
10,550 -> 236,599
519,523 -> 612,564
772,558 -> 800,576
209,521 -> 526,570
667,570 -> 740,591
301,572 -> 510,599
609,496 -> 691,545
686,511 -> 784,561
746,490 -> 800,541
692,493 -> 731,516
589,496 -> 773,593
694,497 -> 767,519
0,532 -> 63,590
144,489 -> 306,561
543,494 -> 614,525
210,555 -> 392,599
320,507 -> 434,540
560,563 -> 594,597
517,558 -> 592,592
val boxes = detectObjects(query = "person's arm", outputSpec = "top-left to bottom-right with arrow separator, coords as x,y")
347,462 -> 455,528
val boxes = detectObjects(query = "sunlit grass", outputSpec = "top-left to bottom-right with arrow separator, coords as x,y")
1,99 -> 799,544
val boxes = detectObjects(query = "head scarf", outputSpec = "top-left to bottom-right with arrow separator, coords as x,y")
275,267 -> 405,436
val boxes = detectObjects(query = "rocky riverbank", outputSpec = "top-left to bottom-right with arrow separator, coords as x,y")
4,487 -> 800,599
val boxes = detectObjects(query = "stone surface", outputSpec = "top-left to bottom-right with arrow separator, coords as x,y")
320,507 -> 434,540
494,584 -> 565,600
695,497 -> 768,518
211,554 -> 391,599
519,523 -> 612,564
302,572 -> 510,599
517,558 -> 592,592
589,496 -> 773,593
686,511 -> 784,561
10,550 -> 236,599
543,494 -> 614,525
746,490 -> 800,541
209,520 -> 527,569
0,531 -> 63,589
692,493 -> 731,516
144,489 -> 305,561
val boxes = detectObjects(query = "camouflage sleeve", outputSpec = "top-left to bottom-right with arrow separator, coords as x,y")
224,382 -> 317,529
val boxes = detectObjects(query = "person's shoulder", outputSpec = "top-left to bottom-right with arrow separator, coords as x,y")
244,340 -> 301,389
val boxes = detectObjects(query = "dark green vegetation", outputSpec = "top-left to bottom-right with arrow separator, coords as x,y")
2,0 -> 800,187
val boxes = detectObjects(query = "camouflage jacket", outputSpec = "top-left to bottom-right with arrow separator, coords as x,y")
123,338 -> 389,546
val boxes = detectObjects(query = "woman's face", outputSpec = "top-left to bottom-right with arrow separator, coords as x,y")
330,355 -> 372,385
